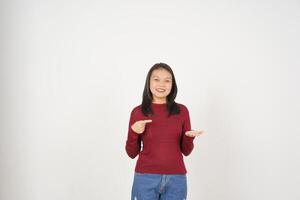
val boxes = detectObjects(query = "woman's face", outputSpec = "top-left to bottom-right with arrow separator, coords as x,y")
149,68 -> 173,103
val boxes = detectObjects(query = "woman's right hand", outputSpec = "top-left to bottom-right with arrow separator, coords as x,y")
131,120 -> 152,134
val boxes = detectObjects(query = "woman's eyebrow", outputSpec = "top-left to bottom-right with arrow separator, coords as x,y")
152,75 -> 172,79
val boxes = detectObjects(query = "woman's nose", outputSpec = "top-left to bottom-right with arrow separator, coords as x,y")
158,83 -> 165,87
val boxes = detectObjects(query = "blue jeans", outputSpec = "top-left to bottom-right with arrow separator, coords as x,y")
131,172 -> 187,200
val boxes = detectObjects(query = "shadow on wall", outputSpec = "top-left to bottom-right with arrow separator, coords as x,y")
191,84 -> 243,199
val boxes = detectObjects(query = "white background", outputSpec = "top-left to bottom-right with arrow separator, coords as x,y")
1,0 -> 300,199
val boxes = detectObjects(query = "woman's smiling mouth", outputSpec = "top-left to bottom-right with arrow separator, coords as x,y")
156,88 -> 166,92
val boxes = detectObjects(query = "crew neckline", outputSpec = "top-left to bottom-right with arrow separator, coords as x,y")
151,102 -> 167,106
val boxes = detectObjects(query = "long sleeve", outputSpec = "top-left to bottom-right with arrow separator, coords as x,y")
180,106 -> 195,156
125,110 -> 141,159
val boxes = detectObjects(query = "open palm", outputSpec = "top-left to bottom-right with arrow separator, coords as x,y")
185,130 -> 205,137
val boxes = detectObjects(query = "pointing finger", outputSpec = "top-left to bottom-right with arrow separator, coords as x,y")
142,120 -> 152,124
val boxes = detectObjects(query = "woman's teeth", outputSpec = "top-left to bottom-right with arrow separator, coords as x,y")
156,89 -> 165,92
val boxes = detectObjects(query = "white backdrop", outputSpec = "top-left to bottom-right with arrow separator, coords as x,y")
1,0 -> 300,199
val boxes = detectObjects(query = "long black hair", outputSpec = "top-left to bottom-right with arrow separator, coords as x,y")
141,62 -> 180,117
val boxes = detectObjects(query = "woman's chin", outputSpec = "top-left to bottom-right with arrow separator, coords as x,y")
153,94 -> 167,99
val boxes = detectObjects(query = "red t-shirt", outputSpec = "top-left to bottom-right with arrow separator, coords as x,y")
125,102 -> 195,174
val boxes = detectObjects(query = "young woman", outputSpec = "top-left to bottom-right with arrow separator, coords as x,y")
125,63 -> 204,200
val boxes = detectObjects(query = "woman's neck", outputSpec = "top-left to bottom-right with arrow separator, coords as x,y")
152,101 -> 166,104
152,98 -> 167,104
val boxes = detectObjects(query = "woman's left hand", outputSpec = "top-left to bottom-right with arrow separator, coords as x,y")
185,130 -> 205,137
